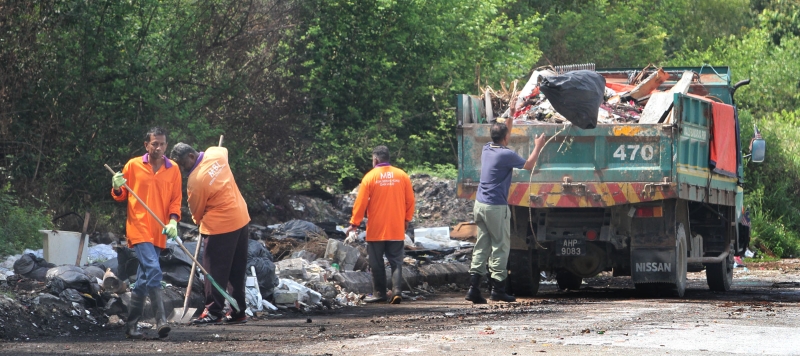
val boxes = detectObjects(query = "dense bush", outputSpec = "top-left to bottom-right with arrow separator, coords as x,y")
0,184 -> 53,256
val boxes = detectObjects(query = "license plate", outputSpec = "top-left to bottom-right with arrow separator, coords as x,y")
555,238 -> 586,256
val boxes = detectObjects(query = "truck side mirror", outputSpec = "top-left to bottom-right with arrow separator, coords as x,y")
751,137 -> 766,163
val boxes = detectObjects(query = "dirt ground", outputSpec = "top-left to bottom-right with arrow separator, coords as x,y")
2,259 -> 800,355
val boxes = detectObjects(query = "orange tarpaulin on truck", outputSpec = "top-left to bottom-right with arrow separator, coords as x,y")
710,102 -> 737,178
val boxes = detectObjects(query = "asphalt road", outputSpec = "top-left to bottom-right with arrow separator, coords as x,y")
2,260 -> 800,356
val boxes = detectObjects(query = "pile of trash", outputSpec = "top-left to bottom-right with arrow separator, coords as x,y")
0,174 -> 483,339
483,65 -> 698,127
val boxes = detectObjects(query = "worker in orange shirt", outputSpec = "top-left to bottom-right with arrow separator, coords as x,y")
170,142 -> 250,324
111,127 -> 182,339
345,146 -> 415,304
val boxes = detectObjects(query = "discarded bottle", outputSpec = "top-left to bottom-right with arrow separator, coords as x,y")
331,263 -> 340,272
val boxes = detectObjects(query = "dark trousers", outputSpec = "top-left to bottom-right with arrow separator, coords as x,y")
367,240 -> 405,297
202,224 -> 249,318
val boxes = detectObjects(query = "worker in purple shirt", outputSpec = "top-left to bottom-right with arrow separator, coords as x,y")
465,109 -> 546,304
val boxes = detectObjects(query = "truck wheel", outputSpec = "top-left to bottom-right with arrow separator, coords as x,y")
672,223 -> 688,297
507,249 -> 540,296
556,270 -> 582,290
706,251 -> 733,292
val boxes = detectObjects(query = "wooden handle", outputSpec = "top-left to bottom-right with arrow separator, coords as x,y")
218,135 -> 224,147
75,212 -> 90,266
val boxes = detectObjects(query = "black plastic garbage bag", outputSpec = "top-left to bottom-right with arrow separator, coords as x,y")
159,244 -> 194,267
246,239 -> 279,297
47,265 -> 93,294
115,246 -> 139,282
115,243 -> 202,291
13,253 -> 56,282
540,70 -> 606,129
83,266 -> 105,281
59,288 -> 84,306
91,257 -> 119,277
280,219 -> 326,239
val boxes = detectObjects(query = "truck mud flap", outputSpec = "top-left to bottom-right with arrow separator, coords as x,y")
631,248 -> 677,284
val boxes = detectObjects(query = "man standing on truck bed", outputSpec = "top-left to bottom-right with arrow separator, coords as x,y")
466,108 -> 546,304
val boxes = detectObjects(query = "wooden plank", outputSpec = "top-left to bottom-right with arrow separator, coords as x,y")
639,92 -> 674,124
629,68 -> 668,100
669,71 -> 693,95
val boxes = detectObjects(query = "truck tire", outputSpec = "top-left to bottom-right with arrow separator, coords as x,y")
556,270 -> 582,291
706,251 -> 733,292
507,249 -> 540,296
672,223 -> 688,297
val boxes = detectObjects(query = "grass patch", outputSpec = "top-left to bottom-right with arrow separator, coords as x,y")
743,256 -> 781,263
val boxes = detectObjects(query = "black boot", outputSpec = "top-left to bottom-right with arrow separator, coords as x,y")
465,274 -> 487,304
490,278 -> 516,302
390,266 -> 403,304
149,289 -> 171,338
125,292 -> 146,339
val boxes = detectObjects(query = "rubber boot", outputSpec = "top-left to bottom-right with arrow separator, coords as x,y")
464,274 -> 487,304
390,266 -> 403,304
366,265 -> 388,303
125,292 -> 146,339
490,278 -> 516,302
149,289 -> 171,338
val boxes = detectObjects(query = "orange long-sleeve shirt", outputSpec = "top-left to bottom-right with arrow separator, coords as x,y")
186,147 -> 250,235
349,164 -> 415,241
111,154 -> 182,249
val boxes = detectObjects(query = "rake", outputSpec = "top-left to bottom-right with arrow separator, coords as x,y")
104,163 -> 240,313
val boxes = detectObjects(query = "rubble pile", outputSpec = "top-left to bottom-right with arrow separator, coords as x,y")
410,174 -> 474,229
0,175 -> 480,339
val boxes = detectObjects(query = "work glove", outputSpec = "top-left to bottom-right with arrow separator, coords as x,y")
344,230 -> 358,244
112,172 -> 126,189
162,219 -> 179,240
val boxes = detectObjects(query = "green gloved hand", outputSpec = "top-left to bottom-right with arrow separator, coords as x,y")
162,219 -> 179,240
112,172 -> 126,189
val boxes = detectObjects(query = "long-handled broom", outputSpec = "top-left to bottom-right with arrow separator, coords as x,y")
104,163 -> 240,313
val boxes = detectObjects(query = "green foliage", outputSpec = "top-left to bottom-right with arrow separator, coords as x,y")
407,163 -> 458,180
286,0 -> 542,187
737,109 -> 800,257
530,0 -> 752,67
0,184 -> 53,256
668,28 -> 800,118
760,0 -> 800,45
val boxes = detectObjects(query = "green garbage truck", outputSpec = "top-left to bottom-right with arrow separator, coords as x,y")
455,66 -> 764,297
